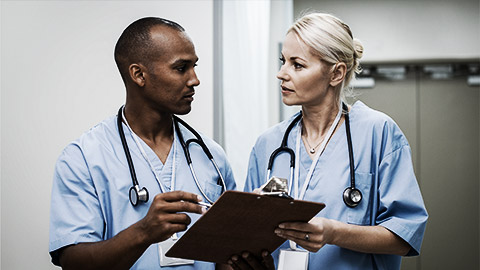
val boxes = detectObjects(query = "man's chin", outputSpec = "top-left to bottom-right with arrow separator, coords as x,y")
174,106 -> 192,115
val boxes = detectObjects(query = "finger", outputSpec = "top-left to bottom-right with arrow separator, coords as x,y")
252,188 -> 262,194
228,260 -> 241,270
160,200 -> 204,214
231,254 -> 253,270
160,223 -> 189,236
276,234 -> 323,253
162,213 -> 192,225
158,191 -> 202,203
278,221 -> 312,232
242,252 -> 264,269
275,228 -> 309,242
261,251 -> 275,270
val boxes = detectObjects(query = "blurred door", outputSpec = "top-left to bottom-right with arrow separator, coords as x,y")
348,64 -> 480,270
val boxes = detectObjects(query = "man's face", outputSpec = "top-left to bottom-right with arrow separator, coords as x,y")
141,25 -> 200,115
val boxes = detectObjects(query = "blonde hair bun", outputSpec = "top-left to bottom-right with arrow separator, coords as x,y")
353,38 -> 364,60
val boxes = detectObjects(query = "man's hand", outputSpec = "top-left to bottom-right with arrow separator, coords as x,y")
136,190 -> 206,245
228,251 -> 275,270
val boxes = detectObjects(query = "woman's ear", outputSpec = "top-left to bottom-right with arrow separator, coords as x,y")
330,62 -> 347,87
128,63 -> 146,87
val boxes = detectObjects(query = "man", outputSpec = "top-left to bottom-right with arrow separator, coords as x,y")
49,17 -> 236,269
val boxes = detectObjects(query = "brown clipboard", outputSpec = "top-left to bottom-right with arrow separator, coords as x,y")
165,190 -> 325,264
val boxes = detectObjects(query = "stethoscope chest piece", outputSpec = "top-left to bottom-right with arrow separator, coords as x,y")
343,187 -> 362,208
129,185 -> 149,206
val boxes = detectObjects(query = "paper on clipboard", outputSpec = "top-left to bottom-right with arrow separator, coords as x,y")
165,190 -> 325,264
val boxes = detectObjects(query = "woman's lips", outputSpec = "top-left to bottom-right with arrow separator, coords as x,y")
281,85 -> 294,93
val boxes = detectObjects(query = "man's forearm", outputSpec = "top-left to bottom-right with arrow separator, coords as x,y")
59,222 -> 150,270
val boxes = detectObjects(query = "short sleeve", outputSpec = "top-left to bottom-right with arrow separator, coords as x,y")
244,147 -> 262,192
376,145 -> 428,256
223,155 -> 237,191
49,144 -> 105,265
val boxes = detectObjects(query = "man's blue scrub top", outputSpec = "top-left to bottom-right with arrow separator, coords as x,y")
245,101 -> 428,270
49,115 -> 236,269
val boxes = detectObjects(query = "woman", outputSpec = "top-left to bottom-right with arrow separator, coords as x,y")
230,12 -> 428,270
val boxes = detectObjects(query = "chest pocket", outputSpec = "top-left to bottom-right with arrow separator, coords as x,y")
347,172 -> 374,225
202,179 -> 223,203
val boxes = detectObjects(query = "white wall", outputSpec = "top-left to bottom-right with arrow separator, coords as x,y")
0,1 -> 214,269
294,0 -> 480,63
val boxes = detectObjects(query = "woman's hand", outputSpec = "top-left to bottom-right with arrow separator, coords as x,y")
275,217 -> 411,255
274,217 -> 335,252
228,251 -> 275,270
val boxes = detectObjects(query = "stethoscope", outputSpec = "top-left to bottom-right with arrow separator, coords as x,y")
266,103 -> 362,208
116,106 -> 226,206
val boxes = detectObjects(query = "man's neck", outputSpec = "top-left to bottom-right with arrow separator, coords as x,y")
123,103 -> 174,164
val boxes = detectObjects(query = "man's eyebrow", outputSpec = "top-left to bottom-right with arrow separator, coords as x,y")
171,58 -> 199,66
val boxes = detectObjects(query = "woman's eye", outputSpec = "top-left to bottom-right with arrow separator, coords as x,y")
294,63 -> 304,69
279,57 -> 285,64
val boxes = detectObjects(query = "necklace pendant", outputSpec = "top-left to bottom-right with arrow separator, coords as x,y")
309,148 -> 316,154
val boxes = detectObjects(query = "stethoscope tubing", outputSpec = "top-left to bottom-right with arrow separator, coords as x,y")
268,103 -> 360,207
118,106 -> 226,206
117,106 -> 140,187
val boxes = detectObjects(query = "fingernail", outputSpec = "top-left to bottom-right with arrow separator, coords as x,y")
232,255 -> 238,261
279,224 -> 285,228
197,195 -> 203,201
201,207 -> 207,214
274,229 -> 281,234
242,252 -> 249,258
227,260 -> 233,265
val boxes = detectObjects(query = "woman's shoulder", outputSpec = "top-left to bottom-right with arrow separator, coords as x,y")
350,101 -> 394,124
255,111 -> 301,144
350,101 -> 409,147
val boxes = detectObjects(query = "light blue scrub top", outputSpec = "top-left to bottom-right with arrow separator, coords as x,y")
49,114 -> 236,269
245,101 -> 428,270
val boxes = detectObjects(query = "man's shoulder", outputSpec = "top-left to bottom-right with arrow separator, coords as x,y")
64,115 -> 118,154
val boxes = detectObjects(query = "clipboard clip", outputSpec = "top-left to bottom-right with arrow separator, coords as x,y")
260,177 -> 293,199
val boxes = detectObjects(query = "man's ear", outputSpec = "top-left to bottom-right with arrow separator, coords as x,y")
128,63 -> 146,87
330,62 -> 347,87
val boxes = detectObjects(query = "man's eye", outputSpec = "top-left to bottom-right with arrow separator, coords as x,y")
176,66 -> 186,72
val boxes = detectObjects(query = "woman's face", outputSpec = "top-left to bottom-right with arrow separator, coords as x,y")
277,32 -> 335,107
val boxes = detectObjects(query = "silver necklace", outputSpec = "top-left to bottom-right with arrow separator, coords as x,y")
304,136 -> 324,154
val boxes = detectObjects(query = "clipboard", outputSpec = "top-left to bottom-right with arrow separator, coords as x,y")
165,190 -> 325,264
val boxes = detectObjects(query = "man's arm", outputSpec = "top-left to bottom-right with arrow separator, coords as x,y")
58,191 -> 205,270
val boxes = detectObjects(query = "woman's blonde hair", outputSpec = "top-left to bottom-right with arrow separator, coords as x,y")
288,12 -> 363,103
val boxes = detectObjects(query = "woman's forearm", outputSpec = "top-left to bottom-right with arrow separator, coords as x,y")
329,219 -> 410,255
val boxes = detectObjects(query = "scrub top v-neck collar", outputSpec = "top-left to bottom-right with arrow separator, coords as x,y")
121,113 -> 179,193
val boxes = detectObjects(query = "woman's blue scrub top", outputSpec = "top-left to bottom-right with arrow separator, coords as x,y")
49,115 -> 236,269
244,101 -> 428,270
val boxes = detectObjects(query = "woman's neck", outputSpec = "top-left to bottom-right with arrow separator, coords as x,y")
301,101 -> 340,140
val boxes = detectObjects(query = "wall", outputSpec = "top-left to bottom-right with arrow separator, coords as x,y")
294,0 -> 480,63
0,1 -> 214,269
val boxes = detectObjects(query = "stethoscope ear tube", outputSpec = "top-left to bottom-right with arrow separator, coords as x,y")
117,107 -> 140,187
268,103 -> 362,208
118,106 -> 149,206
342,103 -> 362,207
267,147 -> 295,171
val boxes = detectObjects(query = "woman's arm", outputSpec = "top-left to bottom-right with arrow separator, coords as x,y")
275,217 -> 411,255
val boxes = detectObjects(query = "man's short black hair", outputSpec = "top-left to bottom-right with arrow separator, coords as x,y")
114,17 -> 185,82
